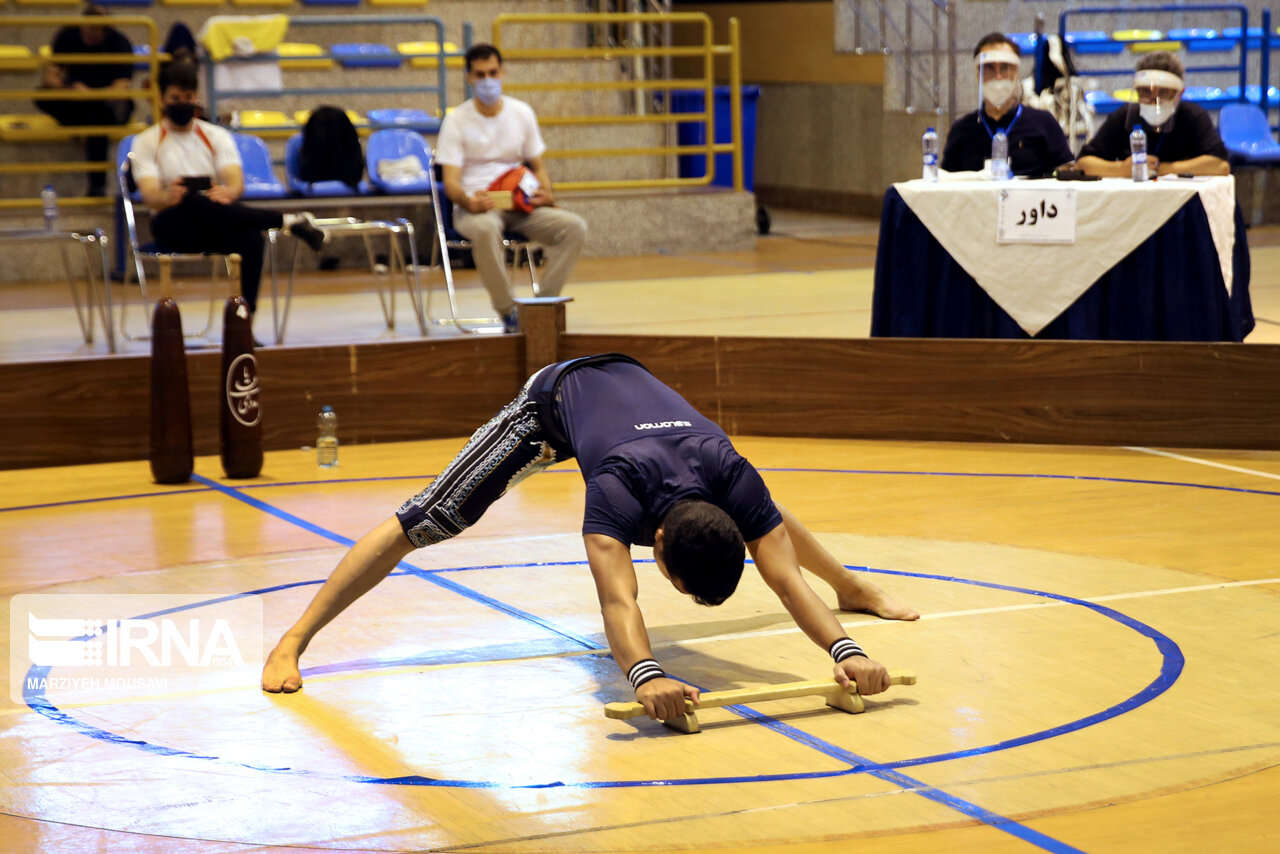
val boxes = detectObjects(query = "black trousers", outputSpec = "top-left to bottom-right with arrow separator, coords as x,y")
34,97 -> 134,194
150,193 -> 283,314
394,369 -> 563,548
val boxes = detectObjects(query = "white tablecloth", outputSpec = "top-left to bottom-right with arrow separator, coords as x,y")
894,175 -> 1236,336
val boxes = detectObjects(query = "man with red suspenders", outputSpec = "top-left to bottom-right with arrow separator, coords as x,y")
129,62 -> 327,333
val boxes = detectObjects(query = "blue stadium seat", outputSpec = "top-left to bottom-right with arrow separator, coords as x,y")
366,129 -> 433,194
1007,32 -> 1038,53
1182,86 -> 1230,107
1084,89 -> 1126,114
1222,26 -> 1264,49
1225,85 -> 1280,105
234,133 -> 287,200
330,43 -> 402,68
368,107 -> 442,135
284,133 -> 372,196
1219,103 -> 1280,164
1065,31 -> 1124,54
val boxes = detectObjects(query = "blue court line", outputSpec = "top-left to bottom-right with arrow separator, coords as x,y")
188,474 -> 599,651
20,465 -> 1209,850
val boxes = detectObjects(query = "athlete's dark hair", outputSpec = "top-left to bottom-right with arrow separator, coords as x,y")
158,60 -> 198,94
465,43 -> 503,73
973,32 -> 1020,58
658,499 -> 745,606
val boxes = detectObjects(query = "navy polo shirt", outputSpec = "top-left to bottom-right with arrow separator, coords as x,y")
1079,101 -> 1228,165
941,104 -> 1075,176
555,360 -> 781,548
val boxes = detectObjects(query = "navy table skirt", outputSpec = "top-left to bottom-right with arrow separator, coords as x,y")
871,186 -> 1254,341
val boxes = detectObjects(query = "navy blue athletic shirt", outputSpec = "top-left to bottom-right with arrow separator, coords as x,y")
555,360 -> 782,547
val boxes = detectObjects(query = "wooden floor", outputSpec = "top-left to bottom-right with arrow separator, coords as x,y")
2,210 -> 1279,852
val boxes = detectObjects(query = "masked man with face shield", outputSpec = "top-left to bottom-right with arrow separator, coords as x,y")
1077,52 -> 1228,178
941,33 -> 1075,177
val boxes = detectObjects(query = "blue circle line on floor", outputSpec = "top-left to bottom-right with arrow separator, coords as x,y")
20,468 -> 1216,852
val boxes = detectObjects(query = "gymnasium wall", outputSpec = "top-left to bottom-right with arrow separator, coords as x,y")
672,1 -> 934,217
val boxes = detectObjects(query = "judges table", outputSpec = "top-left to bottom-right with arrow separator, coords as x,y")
871,175 -> 1253,341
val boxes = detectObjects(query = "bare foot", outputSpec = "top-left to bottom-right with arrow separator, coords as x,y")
262,642 -> 304,693
836,574 -> 920,621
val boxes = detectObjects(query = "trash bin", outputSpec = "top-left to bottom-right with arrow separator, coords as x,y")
670,85 -> 767,233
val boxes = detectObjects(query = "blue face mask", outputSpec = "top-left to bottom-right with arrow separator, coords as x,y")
474,76 -> 502,106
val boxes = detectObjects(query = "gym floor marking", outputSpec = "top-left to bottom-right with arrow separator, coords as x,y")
9,454 -> 1276,852
1126,445 -> 1280,482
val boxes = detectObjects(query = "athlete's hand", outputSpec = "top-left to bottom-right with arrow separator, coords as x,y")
636,677 -> 700,720
834,656 -> 889,696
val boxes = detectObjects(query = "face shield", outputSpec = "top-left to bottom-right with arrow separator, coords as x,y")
975,48 -> 1021,112
1133,69 -> 1183,128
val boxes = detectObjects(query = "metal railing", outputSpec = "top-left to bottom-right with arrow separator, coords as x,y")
845,0 -> 958,127
205,14 -> 472,131
492,11 -> 745,192
0,15 -> 162,210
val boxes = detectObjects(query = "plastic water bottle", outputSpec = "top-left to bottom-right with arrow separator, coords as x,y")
990,131 -> 1011,181
41,185 -> 57,231
1130,126 -> 1149,182
921,127 -> 939,182
316,406 -> 338,468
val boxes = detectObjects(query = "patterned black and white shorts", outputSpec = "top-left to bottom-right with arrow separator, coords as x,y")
395,367 -> 561,548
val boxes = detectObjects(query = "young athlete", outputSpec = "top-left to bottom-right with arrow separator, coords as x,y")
262,354 -> 918,720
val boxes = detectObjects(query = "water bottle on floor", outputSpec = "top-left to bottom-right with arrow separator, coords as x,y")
316,406 -> 338,468
1130,126 -> 1149,182
41,185 -> 57,232
921,127 -> 939,182
990,131 -> 1010,181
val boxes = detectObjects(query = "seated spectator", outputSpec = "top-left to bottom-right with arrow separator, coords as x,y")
130,62 -> 327,335
1077,52 -> 1229,178
436,44 -> 588,333
34,4 -> 136,196
941,33 -> 1074,177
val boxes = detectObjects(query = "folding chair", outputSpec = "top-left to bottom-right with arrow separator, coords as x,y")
1219,103 -> 1280,225
234,132 -> 288,200
115,135 -> 238,342
421,145 -> 541,333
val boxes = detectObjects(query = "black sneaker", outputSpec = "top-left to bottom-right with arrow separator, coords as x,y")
289,215 -> 328,253
501,310 -> 519,334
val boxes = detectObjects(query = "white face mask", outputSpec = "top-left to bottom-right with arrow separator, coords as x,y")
1139,99 -> 1178,128
982,79 -> 1017,109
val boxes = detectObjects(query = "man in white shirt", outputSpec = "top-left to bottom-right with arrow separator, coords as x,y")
130,62 -> 325,326
435,44 -> 588,333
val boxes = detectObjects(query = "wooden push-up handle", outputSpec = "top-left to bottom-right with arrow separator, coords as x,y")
604,671 -> 916,733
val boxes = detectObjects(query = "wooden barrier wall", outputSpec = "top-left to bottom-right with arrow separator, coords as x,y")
4,327 -> 1280,470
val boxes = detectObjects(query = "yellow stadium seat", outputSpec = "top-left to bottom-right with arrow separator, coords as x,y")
0,114 -> 145,142
1112,29 -> 1163,42
14,0 -> 79,5
293,109 -> 368,128
276,42 -> 334,71
1111,88 -> 1140,103
397,41 -> 463,69
0,46 -> 38,72
0,114 -> 58,142
1130,40 -> 1182,53
232,110 -> 296,139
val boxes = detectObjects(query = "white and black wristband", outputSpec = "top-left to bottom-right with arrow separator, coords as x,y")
829,637 -> 867,663
627,658 -> 665,690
